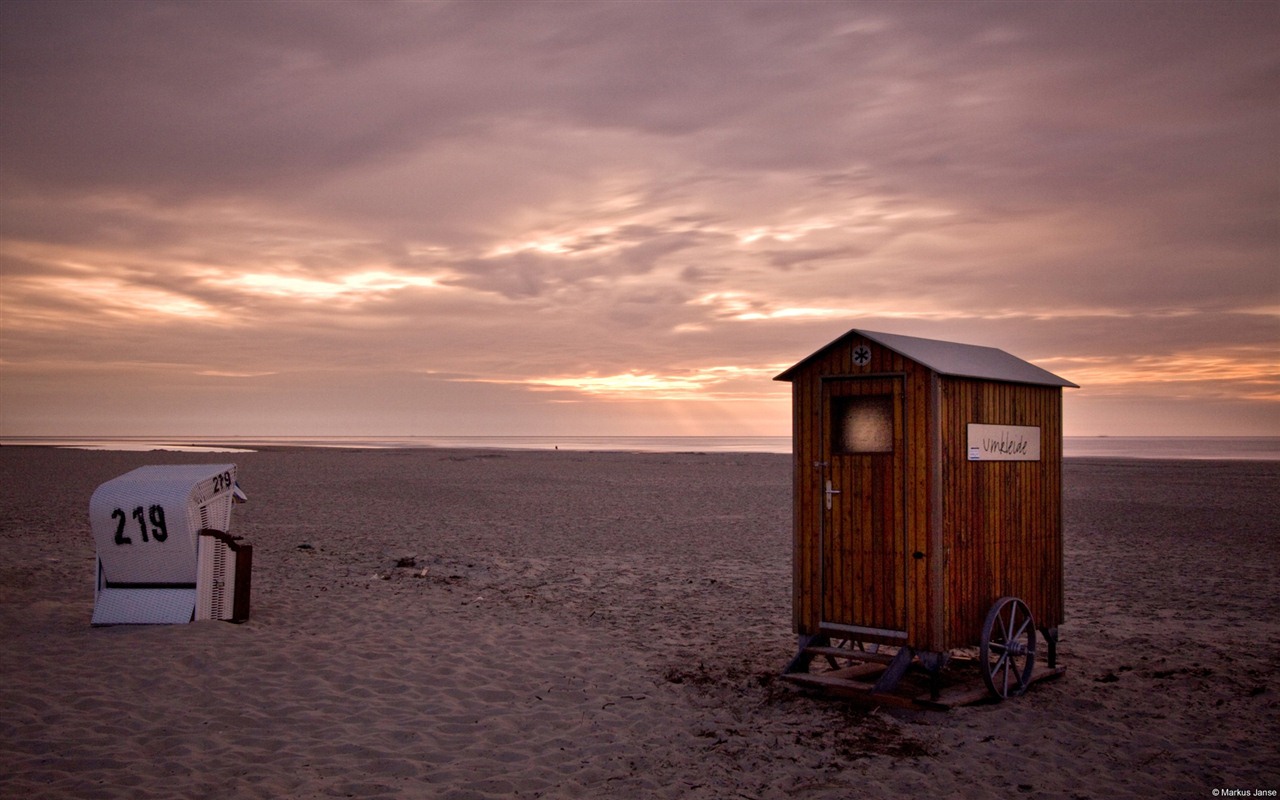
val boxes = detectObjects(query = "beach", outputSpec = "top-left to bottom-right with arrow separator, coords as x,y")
1,446 -> 1276,798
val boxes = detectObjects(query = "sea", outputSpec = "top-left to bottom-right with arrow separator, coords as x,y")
1,435 -> 1278,460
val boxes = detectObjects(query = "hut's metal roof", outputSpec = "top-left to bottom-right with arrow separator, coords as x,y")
774,329 -> 1078,387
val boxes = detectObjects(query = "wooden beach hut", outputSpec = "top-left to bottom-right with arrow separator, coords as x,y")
775,329 -> 1077,705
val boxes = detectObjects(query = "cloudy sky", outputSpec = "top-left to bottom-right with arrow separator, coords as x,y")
1,1 -> 1276,439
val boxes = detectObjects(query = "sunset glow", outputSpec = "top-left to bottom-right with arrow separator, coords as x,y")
508,365 -> 790,402
219,271 -> 443,302
1,1 -> 1275,438
1047,351 -> 1280,396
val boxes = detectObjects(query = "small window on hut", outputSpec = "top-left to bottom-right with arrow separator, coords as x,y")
832,395 -> 894,454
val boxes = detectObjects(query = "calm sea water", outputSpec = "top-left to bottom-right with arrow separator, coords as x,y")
0,435 -> 790,454
1063,436 -> 1279,461
2,435 -> 1278,460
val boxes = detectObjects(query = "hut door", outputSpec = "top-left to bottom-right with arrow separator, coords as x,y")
819,377 -> 906,638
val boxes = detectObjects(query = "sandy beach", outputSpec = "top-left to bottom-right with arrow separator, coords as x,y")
1,446 -> 1276,799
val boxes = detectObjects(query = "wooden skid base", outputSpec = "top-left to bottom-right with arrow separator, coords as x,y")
781,661 -> 1066,710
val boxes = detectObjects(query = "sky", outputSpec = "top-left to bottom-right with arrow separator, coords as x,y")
1,0 -> 1276,439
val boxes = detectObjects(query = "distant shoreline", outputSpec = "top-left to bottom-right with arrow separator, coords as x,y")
1,434 -> 1278,460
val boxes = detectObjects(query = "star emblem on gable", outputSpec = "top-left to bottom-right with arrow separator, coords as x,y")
852,344 -> 872,366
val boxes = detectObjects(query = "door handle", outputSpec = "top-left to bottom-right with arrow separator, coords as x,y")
824,479 -> 841,510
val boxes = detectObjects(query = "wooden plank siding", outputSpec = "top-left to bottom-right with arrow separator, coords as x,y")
938,378 -> 1064,649
784,331 -> 1066,655
903,361 -> 933,649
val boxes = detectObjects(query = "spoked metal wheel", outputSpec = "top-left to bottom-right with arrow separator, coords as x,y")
979,596 -> 1037,699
